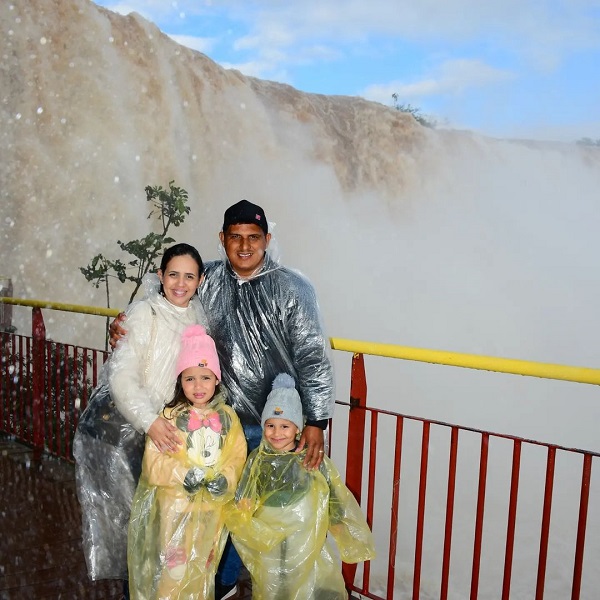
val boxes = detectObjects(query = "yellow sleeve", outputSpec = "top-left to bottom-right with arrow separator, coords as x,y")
141,433 -> 190,488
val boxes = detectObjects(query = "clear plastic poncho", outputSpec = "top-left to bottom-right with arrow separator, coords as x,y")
128,394 -> 247,599
199,253 -> 335,426
225,439 -> 376,600
73,274 -> 207,580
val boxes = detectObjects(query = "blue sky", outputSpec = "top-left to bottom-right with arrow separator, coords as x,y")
93,0 -> 600,142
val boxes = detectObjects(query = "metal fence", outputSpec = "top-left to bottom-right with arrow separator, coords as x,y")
1,299 -> 599,599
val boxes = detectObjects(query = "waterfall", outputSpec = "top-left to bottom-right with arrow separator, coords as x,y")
2,1 -> 600,596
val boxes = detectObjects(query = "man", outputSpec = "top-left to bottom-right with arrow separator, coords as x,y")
110,200 -> 335,599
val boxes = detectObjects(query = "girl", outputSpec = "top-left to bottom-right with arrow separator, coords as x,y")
226,373 -> 375,600
74,243 -> 207,582
128,324 -> 247,599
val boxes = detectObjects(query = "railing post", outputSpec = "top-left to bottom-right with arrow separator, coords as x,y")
32,307 -> 46,460
343,352 -> 367,590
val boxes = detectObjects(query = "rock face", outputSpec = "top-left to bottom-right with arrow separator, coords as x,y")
1,0 -> 426,322
1,0 -> 600,376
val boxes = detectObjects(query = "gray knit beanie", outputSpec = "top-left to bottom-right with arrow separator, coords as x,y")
261,373 -> 304,431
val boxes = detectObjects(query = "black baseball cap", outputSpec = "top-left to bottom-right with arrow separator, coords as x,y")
222,200 -> 268,235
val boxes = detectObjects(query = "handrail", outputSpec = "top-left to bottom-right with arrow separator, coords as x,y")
2,297 -> 599,599
3,296 -> 600,386
330,339 -> 600,386
0,297 -> 120,318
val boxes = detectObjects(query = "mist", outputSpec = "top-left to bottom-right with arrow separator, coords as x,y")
2,0 -> 600,597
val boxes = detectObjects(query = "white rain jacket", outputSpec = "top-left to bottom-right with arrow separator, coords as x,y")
108,278 -> 206,433
73,275 -> 207,580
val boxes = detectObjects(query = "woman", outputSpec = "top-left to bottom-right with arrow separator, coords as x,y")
74,243 -> 207,583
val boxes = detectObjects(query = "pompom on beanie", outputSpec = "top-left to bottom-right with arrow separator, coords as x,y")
175,324 -> 221,381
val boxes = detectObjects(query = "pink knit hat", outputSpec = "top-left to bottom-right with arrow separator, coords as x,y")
175,324 -> 221,381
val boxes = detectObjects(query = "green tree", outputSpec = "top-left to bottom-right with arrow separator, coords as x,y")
80,181 -> 191,347
392,93 -> 437,128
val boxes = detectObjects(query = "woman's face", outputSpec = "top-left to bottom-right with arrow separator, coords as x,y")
158,254 -> 202,307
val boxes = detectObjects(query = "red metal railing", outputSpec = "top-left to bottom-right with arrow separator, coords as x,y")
1,308 -> 599,599
1,308 -> 108,460
333,353 -> 599,600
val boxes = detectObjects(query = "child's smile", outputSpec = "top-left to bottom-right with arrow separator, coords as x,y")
264,417 -> 299,452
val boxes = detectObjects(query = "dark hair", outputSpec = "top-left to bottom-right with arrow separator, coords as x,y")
159,243 -> 204,295
163,374 -> 222,417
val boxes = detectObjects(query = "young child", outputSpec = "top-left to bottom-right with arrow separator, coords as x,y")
127,324 -> 247,600
226,373 -> 375,600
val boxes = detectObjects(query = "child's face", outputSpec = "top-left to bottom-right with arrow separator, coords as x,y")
264,418 -> 299,452
181,366 -> 217,408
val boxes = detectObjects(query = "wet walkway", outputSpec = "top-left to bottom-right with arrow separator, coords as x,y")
0,435 -> 123,599
0,435 -> 253,600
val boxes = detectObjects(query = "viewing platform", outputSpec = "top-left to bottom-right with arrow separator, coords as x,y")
2,297 -> 600,599
0,434 -> 254,599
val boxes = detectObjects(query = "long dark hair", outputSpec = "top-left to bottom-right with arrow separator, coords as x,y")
159,243 -> 204,296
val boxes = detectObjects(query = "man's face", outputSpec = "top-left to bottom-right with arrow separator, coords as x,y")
219,223 -> 271,278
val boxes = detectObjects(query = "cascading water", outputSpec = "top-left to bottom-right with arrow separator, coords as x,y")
2,0 -> 600,597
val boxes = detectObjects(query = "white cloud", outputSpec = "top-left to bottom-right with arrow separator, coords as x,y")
234,26 -> 295,51
168,34 -> 216,54
220,60 -> 288,81
362,59 -> 516,104
225,0 -> 600,75
97,2 -> 138,16
96,0 -> 600,76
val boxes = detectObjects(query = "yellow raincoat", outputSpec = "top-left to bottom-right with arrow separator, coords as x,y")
226,440 -> 375,599
128,393 -> 247,600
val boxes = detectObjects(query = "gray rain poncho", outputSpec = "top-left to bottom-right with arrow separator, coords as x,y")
73,274 -> 206,580
199,253 -> 335,427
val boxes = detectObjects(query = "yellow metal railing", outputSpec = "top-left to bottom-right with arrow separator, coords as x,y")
3,296 -> 600,386
0,297 -> 120,318
329,339 -> 600,386
2,295 -> 600,600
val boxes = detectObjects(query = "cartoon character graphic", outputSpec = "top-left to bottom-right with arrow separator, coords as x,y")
185,410 -> 223,467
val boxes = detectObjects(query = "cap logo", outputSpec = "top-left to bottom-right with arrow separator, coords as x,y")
198,359 -> 208,368
255,214 -> 261,221
273,406 -> 283,415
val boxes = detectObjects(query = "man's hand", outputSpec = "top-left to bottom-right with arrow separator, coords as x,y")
296,425 -> 325,470
108,312 -> 127,350
148,416 -> 183,453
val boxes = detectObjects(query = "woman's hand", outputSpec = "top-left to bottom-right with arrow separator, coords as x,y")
108,312 -> 127,350
148,416 -> 183,453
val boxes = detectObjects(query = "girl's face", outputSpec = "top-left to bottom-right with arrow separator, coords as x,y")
264,418 -> 299,452
181,366 -> 218,409
158,254 -> 203,308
